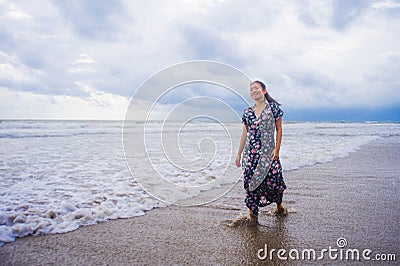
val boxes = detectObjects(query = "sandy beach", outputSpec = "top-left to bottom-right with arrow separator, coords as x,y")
1,136 -> 399,265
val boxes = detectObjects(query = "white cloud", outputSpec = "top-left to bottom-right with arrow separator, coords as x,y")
372,0 -> 400,9
0,51 -> 44,86
75,54 -> 95,64
0,85 -> 129,120
5,3 -> 32,19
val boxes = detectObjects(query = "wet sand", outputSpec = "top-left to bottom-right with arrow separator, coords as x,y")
1,136 -> 399,265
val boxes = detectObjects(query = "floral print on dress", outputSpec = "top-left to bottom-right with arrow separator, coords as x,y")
241,101 -> 286,216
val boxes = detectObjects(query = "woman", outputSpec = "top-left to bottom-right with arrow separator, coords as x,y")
230,80 -> 287,226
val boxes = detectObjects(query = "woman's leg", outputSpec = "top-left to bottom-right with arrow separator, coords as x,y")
245,191 -> 259,223
275,203 -> 284,211
248,209 -> 258,223
273,196 -> 288,216
275,194 -> 284,210
272,192 -> 287,215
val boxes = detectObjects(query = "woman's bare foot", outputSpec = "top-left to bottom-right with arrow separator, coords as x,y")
272,204 -> 288,216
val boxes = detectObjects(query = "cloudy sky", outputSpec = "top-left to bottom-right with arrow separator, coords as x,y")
1,0 -> 399,121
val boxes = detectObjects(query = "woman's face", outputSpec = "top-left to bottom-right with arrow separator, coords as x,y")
250,82 -> 266,101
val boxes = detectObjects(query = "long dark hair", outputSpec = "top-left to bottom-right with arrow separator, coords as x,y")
253,80 -> 281,106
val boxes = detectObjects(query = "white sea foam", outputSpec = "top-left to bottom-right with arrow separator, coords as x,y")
0,120 -> 399,245
279,122 -> 399,170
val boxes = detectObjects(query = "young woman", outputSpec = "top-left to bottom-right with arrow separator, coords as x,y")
230,80 -> 287,226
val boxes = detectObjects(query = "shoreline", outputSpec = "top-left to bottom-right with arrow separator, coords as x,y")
1,135 -> 399,265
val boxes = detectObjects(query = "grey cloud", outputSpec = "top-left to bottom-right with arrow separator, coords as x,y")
176,23 -> 242,66
331,0 -> 369,30
0,30 -> 15,54
51,0 -> 125,40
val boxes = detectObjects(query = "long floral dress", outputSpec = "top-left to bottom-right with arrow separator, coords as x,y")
241,101 -> 286,216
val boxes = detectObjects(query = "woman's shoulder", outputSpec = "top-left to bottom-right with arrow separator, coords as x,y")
243,106 -> 253,114
241,106 -> 253,124
269,101 -> 284,119
269,101 -> 281,109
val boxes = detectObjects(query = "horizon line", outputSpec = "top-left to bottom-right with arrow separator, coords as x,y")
1,118 -> 399,123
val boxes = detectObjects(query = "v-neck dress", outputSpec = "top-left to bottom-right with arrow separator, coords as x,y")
241,101 -> 286,216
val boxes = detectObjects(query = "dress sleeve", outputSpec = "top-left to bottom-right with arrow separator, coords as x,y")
241,108 -> 248,125
271,102 -> 284,121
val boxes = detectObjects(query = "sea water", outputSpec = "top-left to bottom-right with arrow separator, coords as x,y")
0,120 -> 399,245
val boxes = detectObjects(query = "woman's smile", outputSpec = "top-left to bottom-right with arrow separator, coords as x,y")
250,90 -> 263,99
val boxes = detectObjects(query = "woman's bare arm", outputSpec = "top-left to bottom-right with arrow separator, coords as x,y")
235,124 -> 248,167
272,118 -> 282,160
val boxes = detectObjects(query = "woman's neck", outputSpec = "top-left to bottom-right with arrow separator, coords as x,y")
254,99 -> 265,107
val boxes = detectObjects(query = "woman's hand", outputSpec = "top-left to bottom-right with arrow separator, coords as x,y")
271,149 -> 279,161
235,154 -> 241,168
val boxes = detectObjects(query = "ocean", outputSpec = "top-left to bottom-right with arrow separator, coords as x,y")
1,120 -> 399,245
